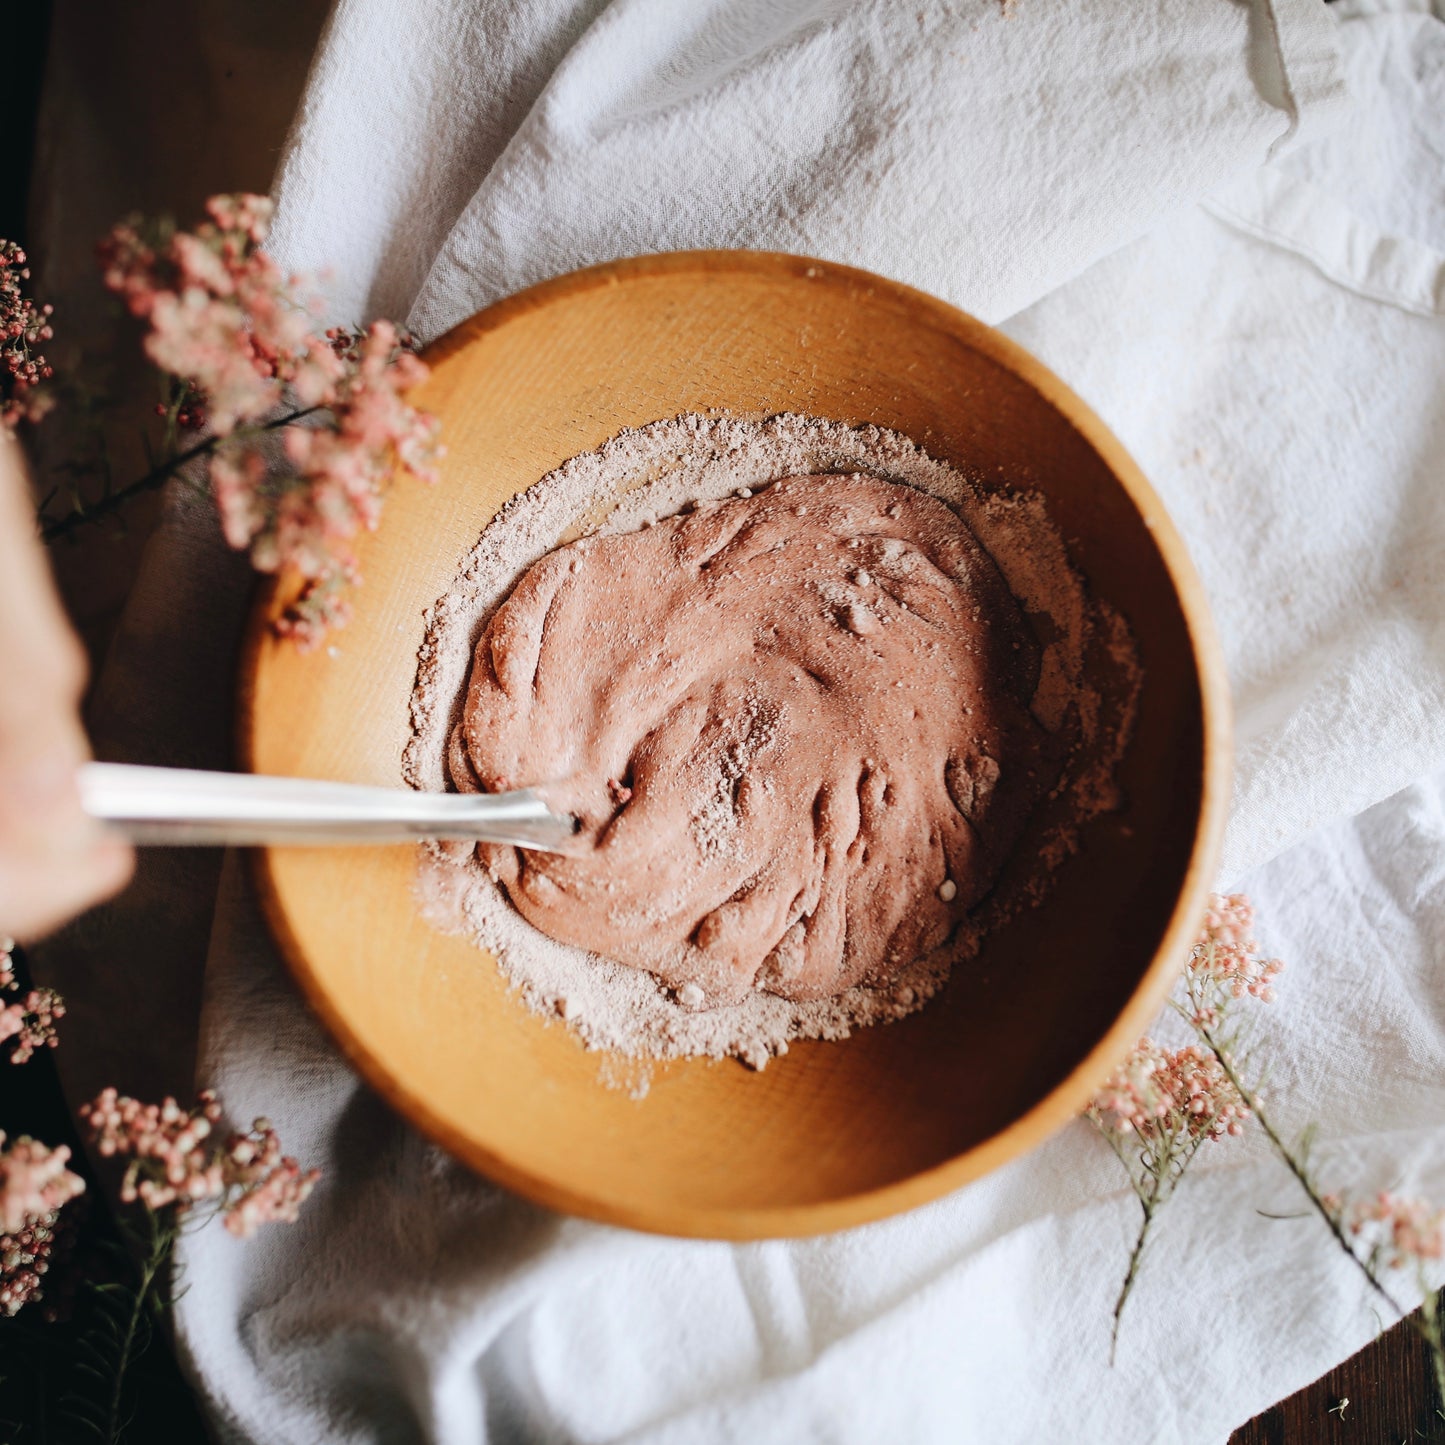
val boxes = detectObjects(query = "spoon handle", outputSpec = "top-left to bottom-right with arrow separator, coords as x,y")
78,762 -> 578,852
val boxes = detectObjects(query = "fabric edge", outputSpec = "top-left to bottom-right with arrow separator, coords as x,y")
1205,166 -> 1445,317
1261,0 -> 1351,154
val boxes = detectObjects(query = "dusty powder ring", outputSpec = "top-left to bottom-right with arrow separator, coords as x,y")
405,413 -> 1140,1088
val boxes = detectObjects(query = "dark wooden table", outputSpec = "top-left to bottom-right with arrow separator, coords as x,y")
1232,1309 -> 1442,1443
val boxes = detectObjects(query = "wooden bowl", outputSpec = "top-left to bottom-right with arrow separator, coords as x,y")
241,251 -> 1229,1239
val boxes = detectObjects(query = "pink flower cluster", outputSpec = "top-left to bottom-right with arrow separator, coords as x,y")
84,1089 -> 226,1210
0,1209 -> 63,1318
218,1118 -> 321,1239
0,240 -> 54,428
98,194 -> 440,648
99,195 -> 339,434
1325,1190 -> 1445,1271
1186,892 -> 1283,1026
0,938 -> 65,1064
0,1135 -> 84,1237
0,986 -> 64,1065
0,947 -> 82,1318
1089,1038 -> 1249,1143
81,1087 -> 319,1237
1194,893 -> 1283,1000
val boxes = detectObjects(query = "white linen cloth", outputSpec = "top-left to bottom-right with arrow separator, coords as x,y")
267,0 -> 1347,334
56,0 -> 1445,1438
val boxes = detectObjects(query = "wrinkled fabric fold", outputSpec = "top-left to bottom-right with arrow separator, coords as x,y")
265,0 -> 1345,332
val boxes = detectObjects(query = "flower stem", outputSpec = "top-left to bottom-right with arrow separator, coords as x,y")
38,405 -> 321,543
1415,1290 -> 1445,1420
104,1212 -> 170,1445
1199,1025 -> 1411,1321
1112,1198 -> 1157,1364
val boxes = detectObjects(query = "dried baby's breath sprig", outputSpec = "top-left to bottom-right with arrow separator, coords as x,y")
0,1133 -> 84,1318
1196,1047 -> 1444,1403
80,1087 -> 320,1234
1178,892 -> 1282,1032
0,241 -> 55,429
0,1135 -> 85,1239
1088,1034 -> 1250,1354
1322,1190 -> 1445,1405
28,193 -> 441,649
1089,893 -> 1277,1354
0,937 -> 65,1064
0,985 -> 64,1063
1094,893 -> 1445,1406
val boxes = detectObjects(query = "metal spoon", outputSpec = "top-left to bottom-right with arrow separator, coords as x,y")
78,762 -> 579,853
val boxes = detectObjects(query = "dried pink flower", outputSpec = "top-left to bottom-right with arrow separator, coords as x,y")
96,221 -> 161,317
272,562 -> 358,651
225,319 -> 438,577
98,194 -> 343,437
97,195 -> 440,648
1089,1038 -> 1250,1144
80,1087 -> 319,1236
1327,1190 -> 1445,1271
0,936 -> 14,992
0,240 -> 55,429
202,193 -> 274,247
1091,893 -> 1279,1350
145,288 -> 281,436
0,986 -> 65,1064
209,447 -> 269,551
1183,892 -> 1283,1027
219,1118 -> 320,1239
0,1134 -> 85,1236
81,1088 -> 226,1211
0,1212 -> 56,1317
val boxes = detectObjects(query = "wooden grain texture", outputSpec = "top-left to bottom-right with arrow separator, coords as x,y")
1231,1303 -> 1445,1444
240,252 -> 1231,1240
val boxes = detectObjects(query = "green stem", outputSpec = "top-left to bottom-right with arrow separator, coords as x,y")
1199,1012 -> 1445,1411
103,1214 -> 168,1445
1200,1025 -> 1411,1322
1421,1293 -> 1445,1419
1111,1197 -> 1157,1364
38,405 -> 321,543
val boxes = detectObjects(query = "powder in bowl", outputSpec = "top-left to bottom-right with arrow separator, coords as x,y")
405,414 -> 1140,1081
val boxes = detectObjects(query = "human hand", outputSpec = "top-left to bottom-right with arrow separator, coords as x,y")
0,435 -> 133,939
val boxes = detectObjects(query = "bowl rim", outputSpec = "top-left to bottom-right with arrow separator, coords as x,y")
239,248 -> 1231,1239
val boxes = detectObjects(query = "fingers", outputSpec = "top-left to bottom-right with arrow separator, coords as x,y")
0,435 -> 135,940
0,714 -> 135,940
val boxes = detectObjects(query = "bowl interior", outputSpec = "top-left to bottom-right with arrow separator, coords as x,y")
242,252 -> 1226,1238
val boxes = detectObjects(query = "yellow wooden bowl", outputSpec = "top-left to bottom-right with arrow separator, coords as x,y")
241,252 -> 1229,1240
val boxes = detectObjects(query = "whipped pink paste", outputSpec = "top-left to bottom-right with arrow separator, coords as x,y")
451,472 -> 1061,1011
